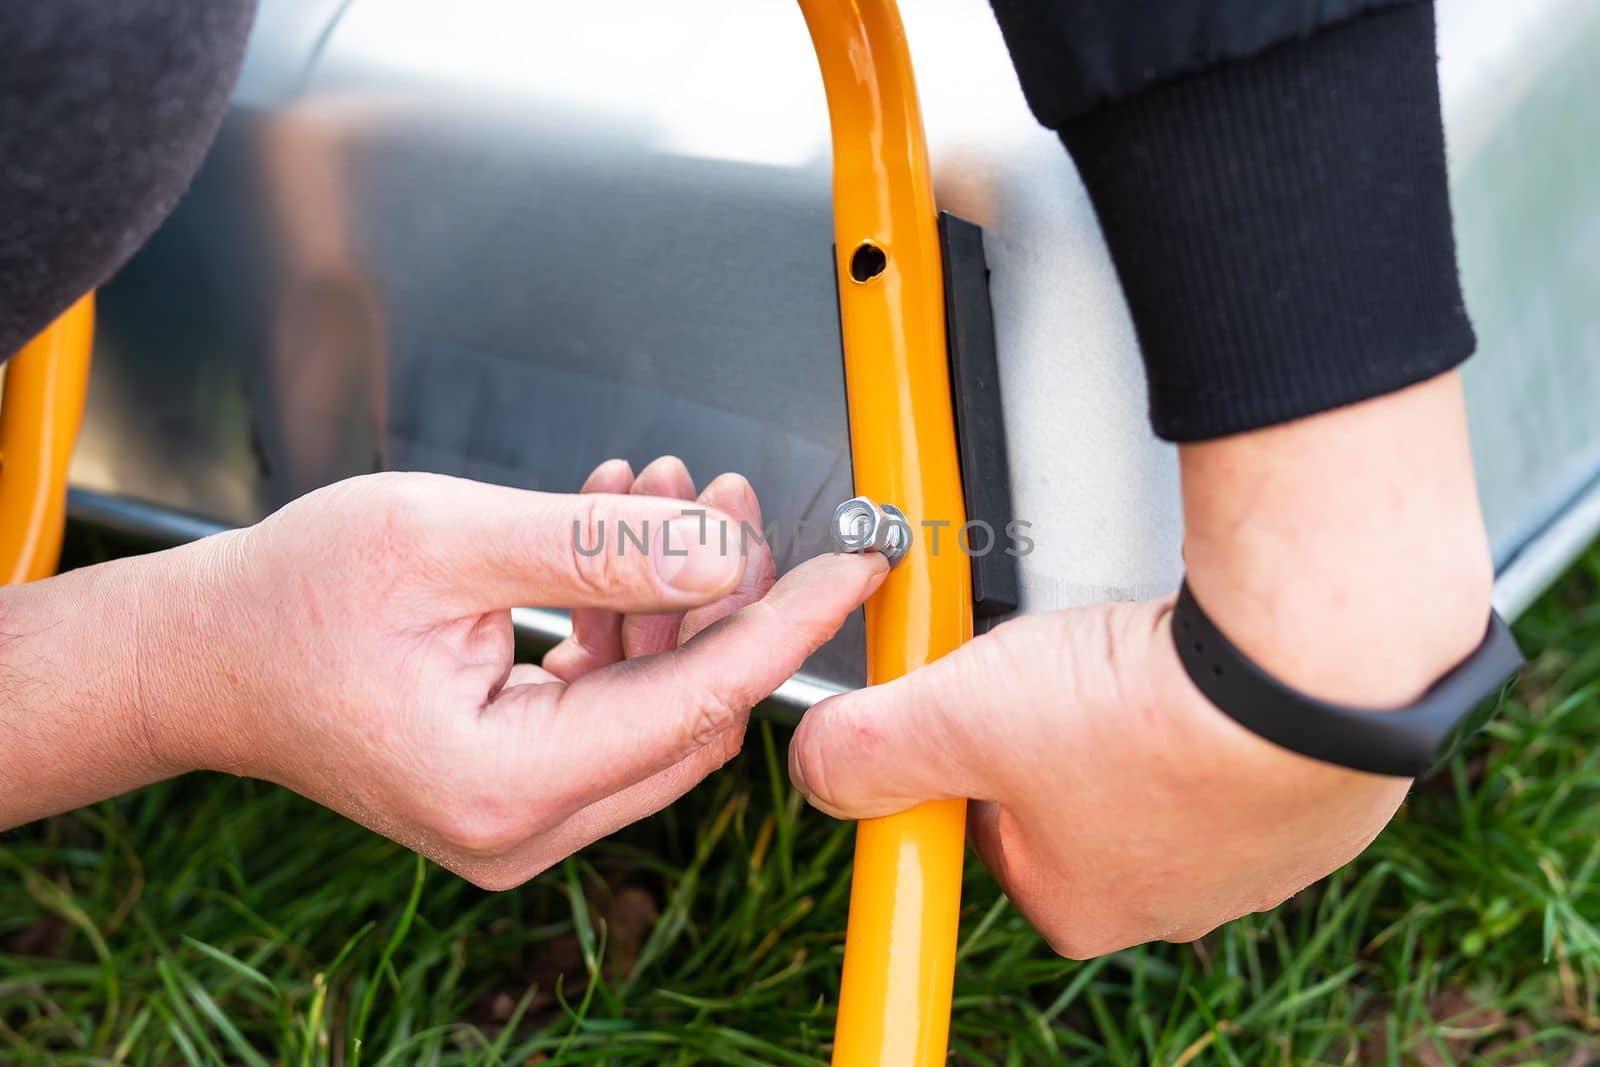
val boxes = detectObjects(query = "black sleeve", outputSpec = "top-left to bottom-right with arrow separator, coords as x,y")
0,0 -> 257,358
988,0 -> 1475,442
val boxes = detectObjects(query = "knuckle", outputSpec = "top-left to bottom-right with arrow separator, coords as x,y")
703,719 -> 748,769
355,470 -> 432,511
1163,923 -> 1216,946
1042,927 -> 1119,962
435,801 -> 526,858
1028,899 -> 1129,961
568,497 -> 623,597
354,473 -> 433,560
683,688 -> 745,753
665,654 -> 750,755
1250,889 -> 1292,916
456,861 -> 532,893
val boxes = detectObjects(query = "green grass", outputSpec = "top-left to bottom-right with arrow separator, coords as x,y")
5,543 -> 1600,1065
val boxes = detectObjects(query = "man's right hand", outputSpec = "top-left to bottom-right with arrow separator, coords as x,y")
0,465 -> 885,890
789,372 -> 1495,957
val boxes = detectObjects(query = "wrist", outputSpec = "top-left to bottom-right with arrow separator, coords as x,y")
117,530 -> 257,776
1178,372 -> 1494,708
0,558 -> 182,825
1182,510 -> 1493,708
0,531 -> 260,830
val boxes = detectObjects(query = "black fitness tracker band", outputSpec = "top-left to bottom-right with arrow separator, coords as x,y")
1172,581 -> 1524,778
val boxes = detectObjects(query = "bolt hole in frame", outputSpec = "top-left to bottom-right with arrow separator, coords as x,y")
849,240 -> 889,283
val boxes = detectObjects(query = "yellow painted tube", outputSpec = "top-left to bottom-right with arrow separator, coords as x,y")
0,293 -> 95,584
796,2 -> 973,1063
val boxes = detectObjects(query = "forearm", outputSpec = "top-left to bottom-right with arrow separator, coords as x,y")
1179,370 -> 1494,707
1032,0 -> 1488,702
0,550 -> 200,829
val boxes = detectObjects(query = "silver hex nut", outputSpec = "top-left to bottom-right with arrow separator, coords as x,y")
831,496 -> 911,568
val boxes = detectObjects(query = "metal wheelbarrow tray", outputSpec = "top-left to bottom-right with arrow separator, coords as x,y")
70,0 -> 1600,709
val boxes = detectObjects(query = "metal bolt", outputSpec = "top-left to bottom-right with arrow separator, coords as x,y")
831,496 -> 911,568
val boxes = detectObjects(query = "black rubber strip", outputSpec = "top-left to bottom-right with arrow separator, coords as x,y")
1172,581 -> 1523,778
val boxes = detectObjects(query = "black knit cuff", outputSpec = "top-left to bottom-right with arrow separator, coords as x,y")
1060,2 -> 1475,442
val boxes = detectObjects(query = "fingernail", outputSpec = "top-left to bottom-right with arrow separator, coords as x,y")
655,516 -> 740,593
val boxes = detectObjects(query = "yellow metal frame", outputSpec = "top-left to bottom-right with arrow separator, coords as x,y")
798,2 -> 973,1062
0,294 -> 95,584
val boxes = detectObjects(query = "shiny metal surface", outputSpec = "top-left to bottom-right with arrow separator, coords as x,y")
832,497 -> 910,568
74,0 -> 1600,704
1441,0 -> 1600,580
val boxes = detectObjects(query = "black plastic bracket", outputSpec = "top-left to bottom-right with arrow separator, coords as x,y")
938,212 -> 1019,631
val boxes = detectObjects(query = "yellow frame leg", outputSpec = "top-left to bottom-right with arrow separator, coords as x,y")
0,294 -> 95,584
797,2 -> 973,1063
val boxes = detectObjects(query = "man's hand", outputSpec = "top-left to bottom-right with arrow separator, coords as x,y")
0,465 -> 886,891
790,372 -> 1495,956
789,599 -> 1418,957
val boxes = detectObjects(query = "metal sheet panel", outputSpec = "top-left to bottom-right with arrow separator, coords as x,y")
72,0 -> 1600,703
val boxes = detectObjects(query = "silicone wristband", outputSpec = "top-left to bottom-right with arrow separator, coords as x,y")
1172,580 -> 1523,778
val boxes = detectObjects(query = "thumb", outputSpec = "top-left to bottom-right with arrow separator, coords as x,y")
789,625 -> 1021,819
487,551 -> 890,810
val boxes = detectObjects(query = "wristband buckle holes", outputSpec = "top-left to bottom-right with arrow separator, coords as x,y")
1186,630 -> 1222,675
